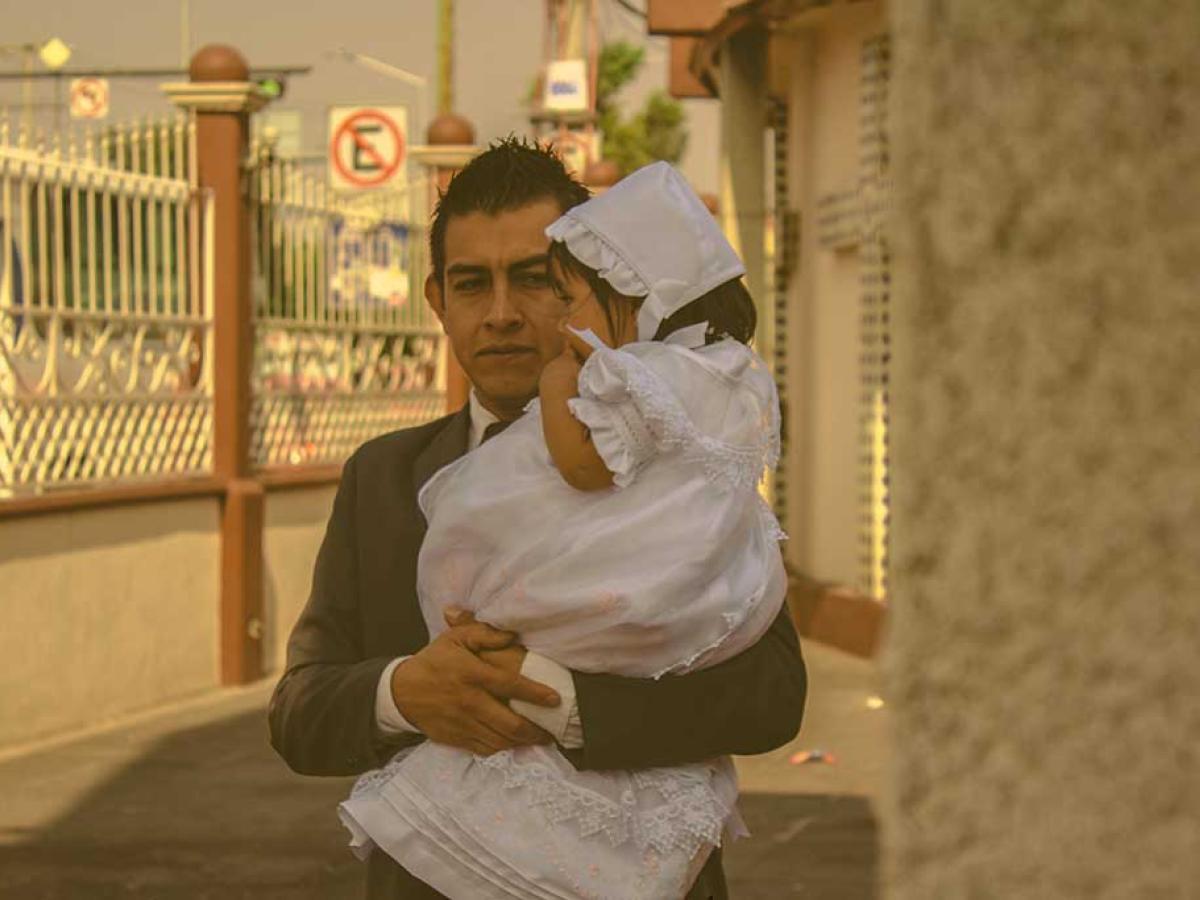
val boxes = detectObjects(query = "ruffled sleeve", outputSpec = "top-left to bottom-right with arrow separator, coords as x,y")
567,349 -> 661,488
570,341 -> 784,494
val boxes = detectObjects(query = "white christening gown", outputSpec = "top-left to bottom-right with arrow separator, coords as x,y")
339,337 -> 787,900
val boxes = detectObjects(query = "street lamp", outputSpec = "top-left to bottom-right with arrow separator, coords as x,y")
331,47 -> 427,157
0,38 -> 69,136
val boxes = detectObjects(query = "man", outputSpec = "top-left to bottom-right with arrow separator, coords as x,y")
269,138 -> 807,899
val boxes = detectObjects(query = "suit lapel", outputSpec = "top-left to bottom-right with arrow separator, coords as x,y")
412,406 -> 471,498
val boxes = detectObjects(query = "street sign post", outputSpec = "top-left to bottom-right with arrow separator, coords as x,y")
328,106 -> 408,191
69,77 -> 110,120
545,129 -> 599,179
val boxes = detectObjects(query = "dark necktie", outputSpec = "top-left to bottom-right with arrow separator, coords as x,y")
481,420 -> 512,445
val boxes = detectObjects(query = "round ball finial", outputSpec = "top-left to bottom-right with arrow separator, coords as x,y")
189,45 -> 250,83
582,159 -> 621,189
426,113 -> 476,146
700,192 -> 720,216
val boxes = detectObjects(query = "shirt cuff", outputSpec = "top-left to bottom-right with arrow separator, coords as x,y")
511,652 -> 583,749
375,656 -> 421,736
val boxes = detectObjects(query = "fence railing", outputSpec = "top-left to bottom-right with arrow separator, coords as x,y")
0,114 -> 213,497
0,106 -> 452,496
248,142 -> 444,469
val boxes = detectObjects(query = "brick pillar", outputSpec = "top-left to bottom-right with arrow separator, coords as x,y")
414,112 -> 478,414
165,46 -> 267,685
886,3 -> 1200,895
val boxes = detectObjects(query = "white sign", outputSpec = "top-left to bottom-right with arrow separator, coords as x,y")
328,106 -> 408,192
543,60 -> 589,113
69,78 -> 110,120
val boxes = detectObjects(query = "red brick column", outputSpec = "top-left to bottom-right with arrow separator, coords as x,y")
166,46 -> 267,684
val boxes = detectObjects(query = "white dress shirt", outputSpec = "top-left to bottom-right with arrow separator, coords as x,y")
374,392 -> 584,747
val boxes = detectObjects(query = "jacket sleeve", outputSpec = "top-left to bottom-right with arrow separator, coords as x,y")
570,605 -> 806,771
268,454 -> 422,776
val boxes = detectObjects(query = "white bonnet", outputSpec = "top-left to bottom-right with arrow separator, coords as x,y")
545,161 -> 745,345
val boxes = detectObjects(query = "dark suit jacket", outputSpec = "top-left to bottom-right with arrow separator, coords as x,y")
269,407 -> 807,898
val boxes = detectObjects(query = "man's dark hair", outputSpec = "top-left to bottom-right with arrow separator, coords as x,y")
429,135 -> 590,285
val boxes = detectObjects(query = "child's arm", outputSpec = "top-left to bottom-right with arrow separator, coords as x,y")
539,346 -> 615,492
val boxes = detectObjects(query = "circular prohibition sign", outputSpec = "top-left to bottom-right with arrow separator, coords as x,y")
332,109 -> 406,188
70,78 -> 108,117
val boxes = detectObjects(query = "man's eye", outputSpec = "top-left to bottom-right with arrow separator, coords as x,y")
453,279 -> 484,293
518,272 -> 550,288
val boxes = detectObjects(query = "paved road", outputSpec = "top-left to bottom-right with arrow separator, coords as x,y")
0,641 -> 885,899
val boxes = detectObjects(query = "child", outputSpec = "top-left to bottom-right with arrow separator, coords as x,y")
339,161 -> 787,899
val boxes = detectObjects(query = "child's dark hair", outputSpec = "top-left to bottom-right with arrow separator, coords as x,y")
429,136 -> 590,285
547,240 -> 757,346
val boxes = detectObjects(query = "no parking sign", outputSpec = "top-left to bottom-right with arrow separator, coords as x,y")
328,106 -> 408,191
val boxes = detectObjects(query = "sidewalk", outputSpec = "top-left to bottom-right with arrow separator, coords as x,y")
0,640 -> 886,899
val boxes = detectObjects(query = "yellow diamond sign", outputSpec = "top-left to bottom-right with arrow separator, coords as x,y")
39,38 -> 72,71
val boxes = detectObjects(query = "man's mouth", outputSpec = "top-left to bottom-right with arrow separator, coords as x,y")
477,345 -> 536,359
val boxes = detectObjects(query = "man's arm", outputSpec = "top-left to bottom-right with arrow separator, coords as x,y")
268,454 -> 407,776
571,606 -> 806,771
268,454 -> 561,776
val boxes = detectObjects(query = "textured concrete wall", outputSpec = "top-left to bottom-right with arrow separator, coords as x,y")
262,485 -> 337,673
885,2 -> 1200,896
0,501 -> 220,749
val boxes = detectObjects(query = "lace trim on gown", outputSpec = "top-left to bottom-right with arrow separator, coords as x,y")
476,751 -> 732,859
350,746 -> 735,863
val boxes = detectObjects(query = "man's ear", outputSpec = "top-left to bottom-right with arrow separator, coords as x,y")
424,274 -> 446,328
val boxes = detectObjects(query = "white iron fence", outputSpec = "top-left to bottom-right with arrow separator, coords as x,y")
249,143 -> 444,469
0,114 -> 212,496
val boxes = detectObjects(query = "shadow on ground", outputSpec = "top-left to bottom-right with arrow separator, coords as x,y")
0,708 -> 877,899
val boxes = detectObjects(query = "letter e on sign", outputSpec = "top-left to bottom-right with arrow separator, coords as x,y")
328,106 -> 409,192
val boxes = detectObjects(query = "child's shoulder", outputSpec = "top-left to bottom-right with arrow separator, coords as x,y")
619,338 -> 765,390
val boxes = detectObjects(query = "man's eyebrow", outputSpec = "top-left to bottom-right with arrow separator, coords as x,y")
508,254 -> 549,273
445,262 -> 490,278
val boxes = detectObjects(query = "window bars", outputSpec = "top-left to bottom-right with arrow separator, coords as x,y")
858,33 -> 891,602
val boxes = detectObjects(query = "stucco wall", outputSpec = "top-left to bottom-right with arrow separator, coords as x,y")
885,2 -> 1200,895
262,485 -> 338,674
781,2 -> 886,586
0,499 -> 220,749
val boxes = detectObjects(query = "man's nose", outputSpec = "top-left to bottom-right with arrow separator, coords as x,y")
482,278 -> 523,330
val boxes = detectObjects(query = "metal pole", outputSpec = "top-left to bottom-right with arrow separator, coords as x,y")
22,45 -> 34,137
437,0 -> 453,114
180,0 -> 190,68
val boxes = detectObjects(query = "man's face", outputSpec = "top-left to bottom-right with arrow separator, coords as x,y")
426,198 -> 567,419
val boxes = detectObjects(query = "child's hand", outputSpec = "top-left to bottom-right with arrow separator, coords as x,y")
539,350 -> 581,396
563,325 -> 600,363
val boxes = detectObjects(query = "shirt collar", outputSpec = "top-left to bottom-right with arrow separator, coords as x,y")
467,390 -> 501,451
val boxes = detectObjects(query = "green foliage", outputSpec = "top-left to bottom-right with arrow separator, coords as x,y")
598,42 -> 688,176
524,39 -> 688,177
603,89 -> 688,175
595,41 -> 645,117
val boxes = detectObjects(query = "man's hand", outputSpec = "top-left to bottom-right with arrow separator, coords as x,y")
390,616 -> 559,756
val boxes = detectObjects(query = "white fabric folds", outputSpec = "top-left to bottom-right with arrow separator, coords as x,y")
544,161 -> 746,342
340,339 -> 786,899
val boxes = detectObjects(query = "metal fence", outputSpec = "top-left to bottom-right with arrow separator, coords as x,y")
248,141 -> 444,469
0,114 -> 212,496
